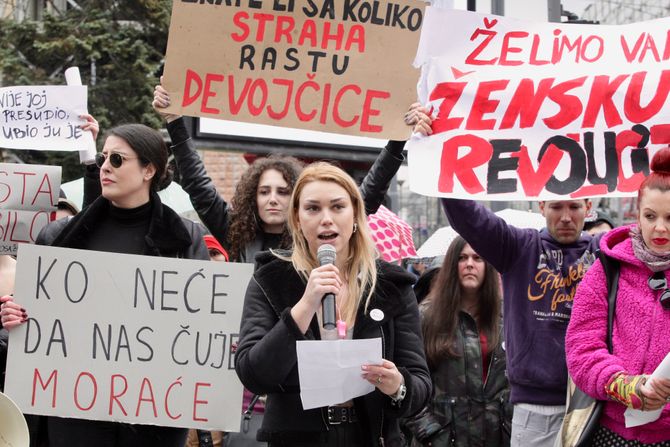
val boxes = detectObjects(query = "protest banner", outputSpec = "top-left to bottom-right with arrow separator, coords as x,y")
4,244 -> 253,431
0,163 -> 60,254
0,85 -> 89,151
162,0 -> 425,141
407,8 -> 670,200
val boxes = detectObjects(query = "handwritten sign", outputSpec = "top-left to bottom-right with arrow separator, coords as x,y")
0,163 -> 60,254
5,245 -> 253,431
0,85 -> 89,151
408,8 -> 670,200
163,0 -> 425,140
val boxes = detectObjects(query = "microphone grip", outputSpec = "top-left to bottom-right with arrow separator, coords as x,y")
322,293 -> 336,330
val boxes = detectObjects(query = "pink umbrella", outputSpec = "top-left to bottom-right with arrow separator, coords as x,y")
367,205 -> 417,263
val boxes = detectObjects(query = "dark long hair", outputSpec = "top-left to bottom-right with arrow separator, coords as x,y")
422,236 -> 501,369
106,124 -> 172,192
226,155 -> 303,261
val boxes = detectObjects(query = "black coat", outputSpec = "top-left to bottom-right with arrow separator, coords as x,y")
235,252 -> 432,446
27,191 -> 207,447
37,191 -> 208,260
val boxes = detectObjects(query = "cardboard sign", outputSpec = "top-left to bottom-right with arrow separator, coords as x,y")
0,163 -> 60,254
0,86 -> 89,151
408,8 -> 670,200
5,245 -> 253,431
163,0 -> 425,140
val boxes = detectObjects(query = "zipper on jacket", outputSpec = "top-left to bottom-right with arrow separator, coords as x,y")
483,351 -> 495,390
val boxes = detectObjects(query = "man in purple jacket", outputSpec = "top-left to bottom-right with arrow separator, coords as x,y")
441,198 -> 601,446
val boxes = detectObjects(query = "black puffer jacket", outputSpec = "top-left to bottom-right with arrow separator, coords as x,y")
37,191 -> 208,260
166,118 -> 405,262
235,252 -> 432,446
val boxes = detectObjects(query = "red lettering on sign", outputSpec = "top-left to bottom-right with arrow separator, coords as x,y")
624,70 -> 670,123
582,74 -> 628,128
360,89 -> 389,133
429,82 -> 467,134
32,368 -> 58,408
202,74 -> 225,114
467,80 -> 509,130
109,374 -> 129,416
193,382 -> 211,423
513,144 -> 563,197
74,372 -> 97,412
438,135 -> 492,194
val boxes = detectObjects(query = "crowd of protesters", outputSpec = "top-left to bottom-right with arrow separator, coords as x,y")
0,80 -> 669,447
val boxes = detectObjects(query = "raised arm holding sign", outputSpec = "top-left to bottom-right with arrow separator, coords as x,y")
407,8 -> 670,201
153,78 -> 411,264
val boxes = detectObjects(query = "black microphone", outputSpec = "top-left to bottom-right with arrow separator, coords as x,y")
317,244 -> 337,330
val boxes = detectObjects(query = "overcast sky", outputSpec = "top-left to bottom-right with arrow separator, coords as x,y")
561,0 -> 594,17
449,0 -> 596,19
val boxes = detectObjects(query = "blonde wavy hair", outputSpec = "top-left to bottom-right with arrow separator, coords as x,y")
286,162 -> 378,327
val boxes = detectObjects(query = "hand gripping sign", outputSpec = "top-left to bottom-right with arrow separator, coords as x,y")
408,8 -> 670,200
5,245 -> 253,431
162,0 -> 426,141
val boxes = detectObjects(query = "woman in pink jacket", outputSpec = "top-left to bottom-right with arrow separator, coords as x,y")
566,146 -> 670,445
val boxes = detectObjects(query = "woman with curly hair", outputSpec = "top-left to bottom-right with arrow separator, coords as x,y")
224,155 -> 304,262
153,81 -> 407,264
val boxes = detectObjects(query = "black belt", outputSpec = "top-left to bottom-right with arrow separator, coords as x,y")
326,406 -> 358,425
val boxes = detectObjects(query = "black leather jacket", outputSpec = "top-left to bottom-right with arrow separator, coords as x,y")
235,251 -> 432,446
166,118 -> 405,262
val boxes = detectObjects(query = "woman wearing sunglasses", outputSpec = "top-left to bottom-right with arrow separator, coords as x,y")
565,146 -> 670,446
0,123 -> 209,447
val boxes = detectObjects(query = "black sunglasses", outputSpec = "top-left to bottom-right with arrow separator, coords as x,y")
648,271 -> 670,309
95,152 -> 139,169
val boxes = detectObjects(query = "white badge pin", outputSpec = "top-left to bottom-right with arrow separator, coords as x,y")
370,308 -> 384,321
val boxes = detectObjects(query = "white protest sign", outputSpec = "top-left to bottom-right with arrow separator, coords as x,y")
5,244 -> 253,431
0,163 -> 60,211
64,67 -> 97,164
0,85 -> 88,151
0,163 -> 60,254
408,8 -> 669,200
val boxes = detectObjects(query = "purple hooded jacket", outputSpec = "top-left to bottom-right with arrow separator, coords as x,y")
566,224 -> 670,443
442,198 -> 601,405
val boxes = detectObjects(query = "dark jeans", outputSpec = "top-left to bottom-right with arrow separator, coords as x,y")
267,423 -> 365,447
47,416 -> 188,447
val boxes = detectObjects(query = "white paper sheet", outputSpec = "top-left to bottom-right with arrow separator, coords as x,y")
625,352 -> 670,427
64,66 -> 96,164
296,338 -> 383,410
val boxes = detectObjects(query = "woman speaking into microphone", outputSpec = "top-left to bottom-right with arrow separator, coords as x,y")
235,162 -> 431,447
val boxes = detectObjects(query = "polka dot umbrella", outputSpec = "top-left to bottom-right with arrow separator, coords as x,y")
367,205 -> 417,263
